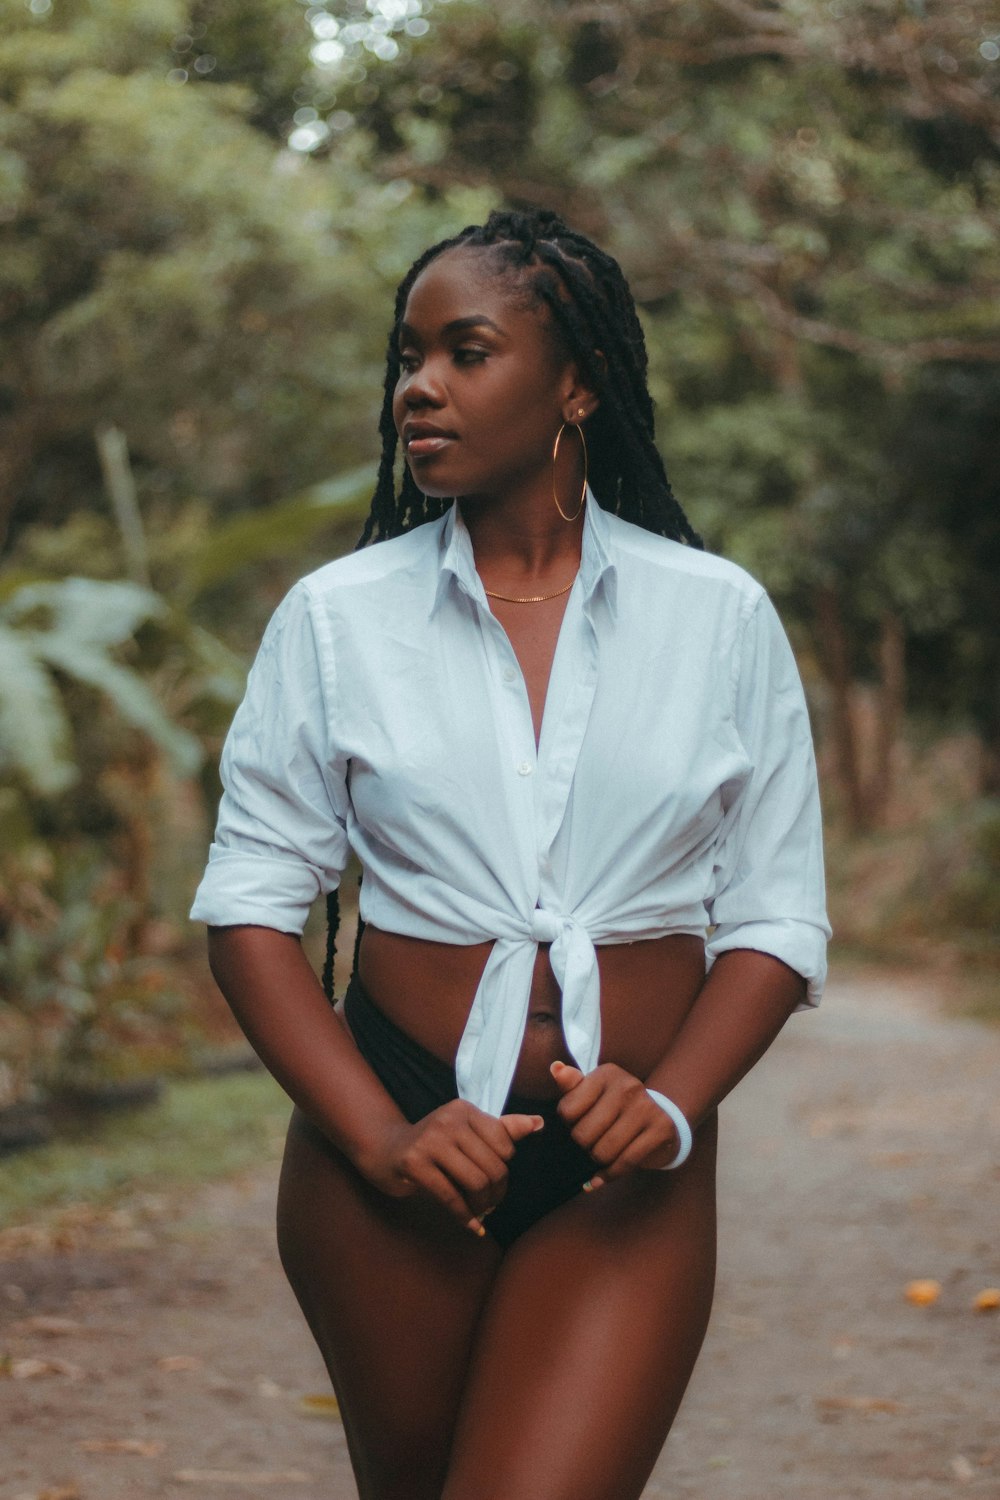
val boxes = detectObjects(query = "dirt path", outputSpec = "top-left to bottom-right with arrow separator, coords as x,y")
2,967 -> 998,1500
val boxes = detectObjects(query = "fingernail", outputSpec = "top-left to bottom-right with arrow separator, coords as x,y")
582,1179 -> 594,1193
550,1060 -> 564,1075
467,1219 -> 486,1238
532,1115 -> 545,1132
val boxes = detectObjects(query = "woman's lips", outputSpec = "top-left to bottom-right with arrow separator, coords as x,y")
406,435 -> 454,458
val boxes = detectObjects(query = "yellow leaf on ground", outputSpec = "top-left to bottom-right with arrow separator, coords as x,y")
173,1470 -> 312,1485
156,1354 -> 204,1371
973,1287 -> 1000,1312
36,1487 -> 81,1500
904,1278 -> 941,1306
299,1392 -> 341,1419
10,1316 -> 84,1337
79,1438 -> 165,1456
815,1395 -> 906,1414
10,1357 -> 84,1380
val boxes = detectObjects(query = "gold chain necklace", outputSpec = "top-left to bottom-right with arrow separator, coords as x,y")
483,575 -> 577,604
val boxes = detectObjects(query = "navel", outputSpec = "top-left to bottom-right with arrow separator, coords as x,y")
527,1008 -> 559,1027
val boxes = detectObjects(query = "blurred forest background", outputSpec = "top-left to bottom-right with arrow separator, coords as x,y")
1,0 -> 998,1128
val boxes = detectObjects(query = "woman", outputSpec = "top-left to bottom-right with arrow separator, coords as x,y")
191,208 -> 829,1500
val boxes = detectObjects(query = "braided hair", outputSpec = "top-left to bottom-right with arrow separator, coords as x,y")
324,208 -> 701,999
358,207 -> 701,547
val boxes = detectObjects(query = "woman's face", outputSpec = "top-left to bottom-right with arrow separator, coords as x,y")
392,248 -> 587,506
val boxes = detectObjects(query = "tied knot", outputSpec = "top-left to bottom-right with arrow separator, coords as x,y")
529,907 -> 563,944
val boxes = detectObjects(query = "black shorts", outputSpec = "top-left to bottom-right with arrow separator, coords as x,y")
343,975 -> 594,1249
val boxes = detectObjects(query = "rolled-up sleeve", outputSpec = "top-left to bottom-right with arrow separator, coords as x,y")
705,591 -> 831,1007
189,581 -> 350,933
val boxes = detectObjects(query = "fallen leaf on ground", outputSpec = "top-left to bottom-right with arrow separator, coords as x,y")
951,1454 -> 975,1482
904,1278 -> 941,1306
299,1393 -> 341,1419
973,1287 -> 999,1312
79,1438 -> 165,1456
0,1225 -> 56,1256
173,1470 -> 312,1485
156,1354 -> 204,1371
9,1356 -> 84,1380
815,1395 -> 906,1414
35,1487 -> 81,1500
10,1316 -> 84,1337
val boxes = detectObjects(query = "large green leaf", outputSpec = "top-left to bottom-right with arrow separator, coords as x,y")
0,623 -> 76,795
3,577 -> 166,648
34,635 -> 202,777
186,463 -> 377,597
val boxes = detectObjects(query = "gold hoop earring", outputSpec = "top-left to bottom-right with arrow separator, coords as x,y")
552,421 -> 588,522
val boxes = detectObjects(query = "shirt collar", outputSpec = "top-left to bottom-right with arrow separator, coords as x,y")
432,486 -> 618,620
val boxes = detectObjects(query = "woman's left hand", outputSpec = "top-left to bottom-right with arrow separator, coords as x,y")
550,1060 -> 682,1188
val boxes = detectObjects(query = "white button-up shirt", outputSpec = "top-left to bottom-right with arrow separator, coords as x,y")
191,494 -> 830,1116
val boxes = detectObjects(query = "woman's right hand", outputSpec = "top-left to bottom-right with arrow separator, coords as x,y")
360,1102 -> 544,1237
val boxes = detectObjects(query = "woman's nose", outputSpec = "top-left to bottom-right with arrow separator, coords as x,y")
402,359 -> 445,407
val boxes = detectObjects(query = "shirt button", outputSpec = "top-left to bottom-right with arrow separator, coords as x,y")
502,666 -> 517,683
517,761 -> 533,776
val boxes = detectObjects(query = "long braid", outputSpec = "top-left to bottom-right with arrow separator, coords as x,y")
322,889 -> 339,1002
330,210 -> 701,995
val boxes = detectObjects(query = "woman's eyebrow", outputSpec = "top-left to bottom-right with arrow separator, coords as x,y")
398,315 -> 507,341
444,315 -> 506,336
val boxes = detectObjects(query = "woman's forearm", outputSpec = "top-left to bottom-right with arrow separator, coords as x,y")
207,925 -> 407,1171
645,948 -> 807,1131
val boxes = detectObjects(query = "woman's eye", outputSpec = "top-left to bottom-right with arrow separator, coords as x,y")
454,347 -> 488,365
398,352 -> 420,372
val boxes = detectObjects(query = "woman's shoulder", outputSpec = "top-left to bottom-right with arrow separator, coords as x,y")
297,515 -> 447,604
602,510 -> 765,606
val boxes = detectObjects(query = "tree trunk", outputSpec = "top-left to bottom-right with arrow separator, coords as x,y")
0,410 -> 42,556
865,610 -> 906,826
979,736 -> 1000,796
95,425 -> 150,586
814,582 -> 867,832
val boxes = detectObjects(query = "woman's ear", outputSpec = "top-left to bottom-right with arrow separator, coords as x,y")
562,351 -> 605,424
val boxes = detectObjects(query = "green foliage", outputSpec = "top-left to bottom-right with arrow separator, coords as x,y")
0,622 -> 74,797
183,461 -> 376,597
0,577 -> 202,793
0,840 -> 142,1099
939,801 -> 1000,939
0,0 -> 391,541
0,556 -> 251,1102
184,0 -> 317,137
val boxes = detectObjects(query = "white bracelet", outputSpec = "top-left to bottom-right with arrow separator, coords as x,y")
646,1089 -> 694,1170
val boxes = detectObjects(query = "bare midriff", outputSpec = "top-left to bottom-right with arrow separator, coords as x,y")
354,926 -> 707,1100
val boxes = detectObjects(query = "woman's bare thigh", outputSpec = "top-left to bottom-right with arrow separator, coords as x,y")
276,1107 -> 502,1500
442,1114 -> 719,1500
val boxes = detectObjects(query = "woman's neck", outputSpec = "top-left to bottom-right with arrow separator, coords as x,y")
459,487 -> 585,581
